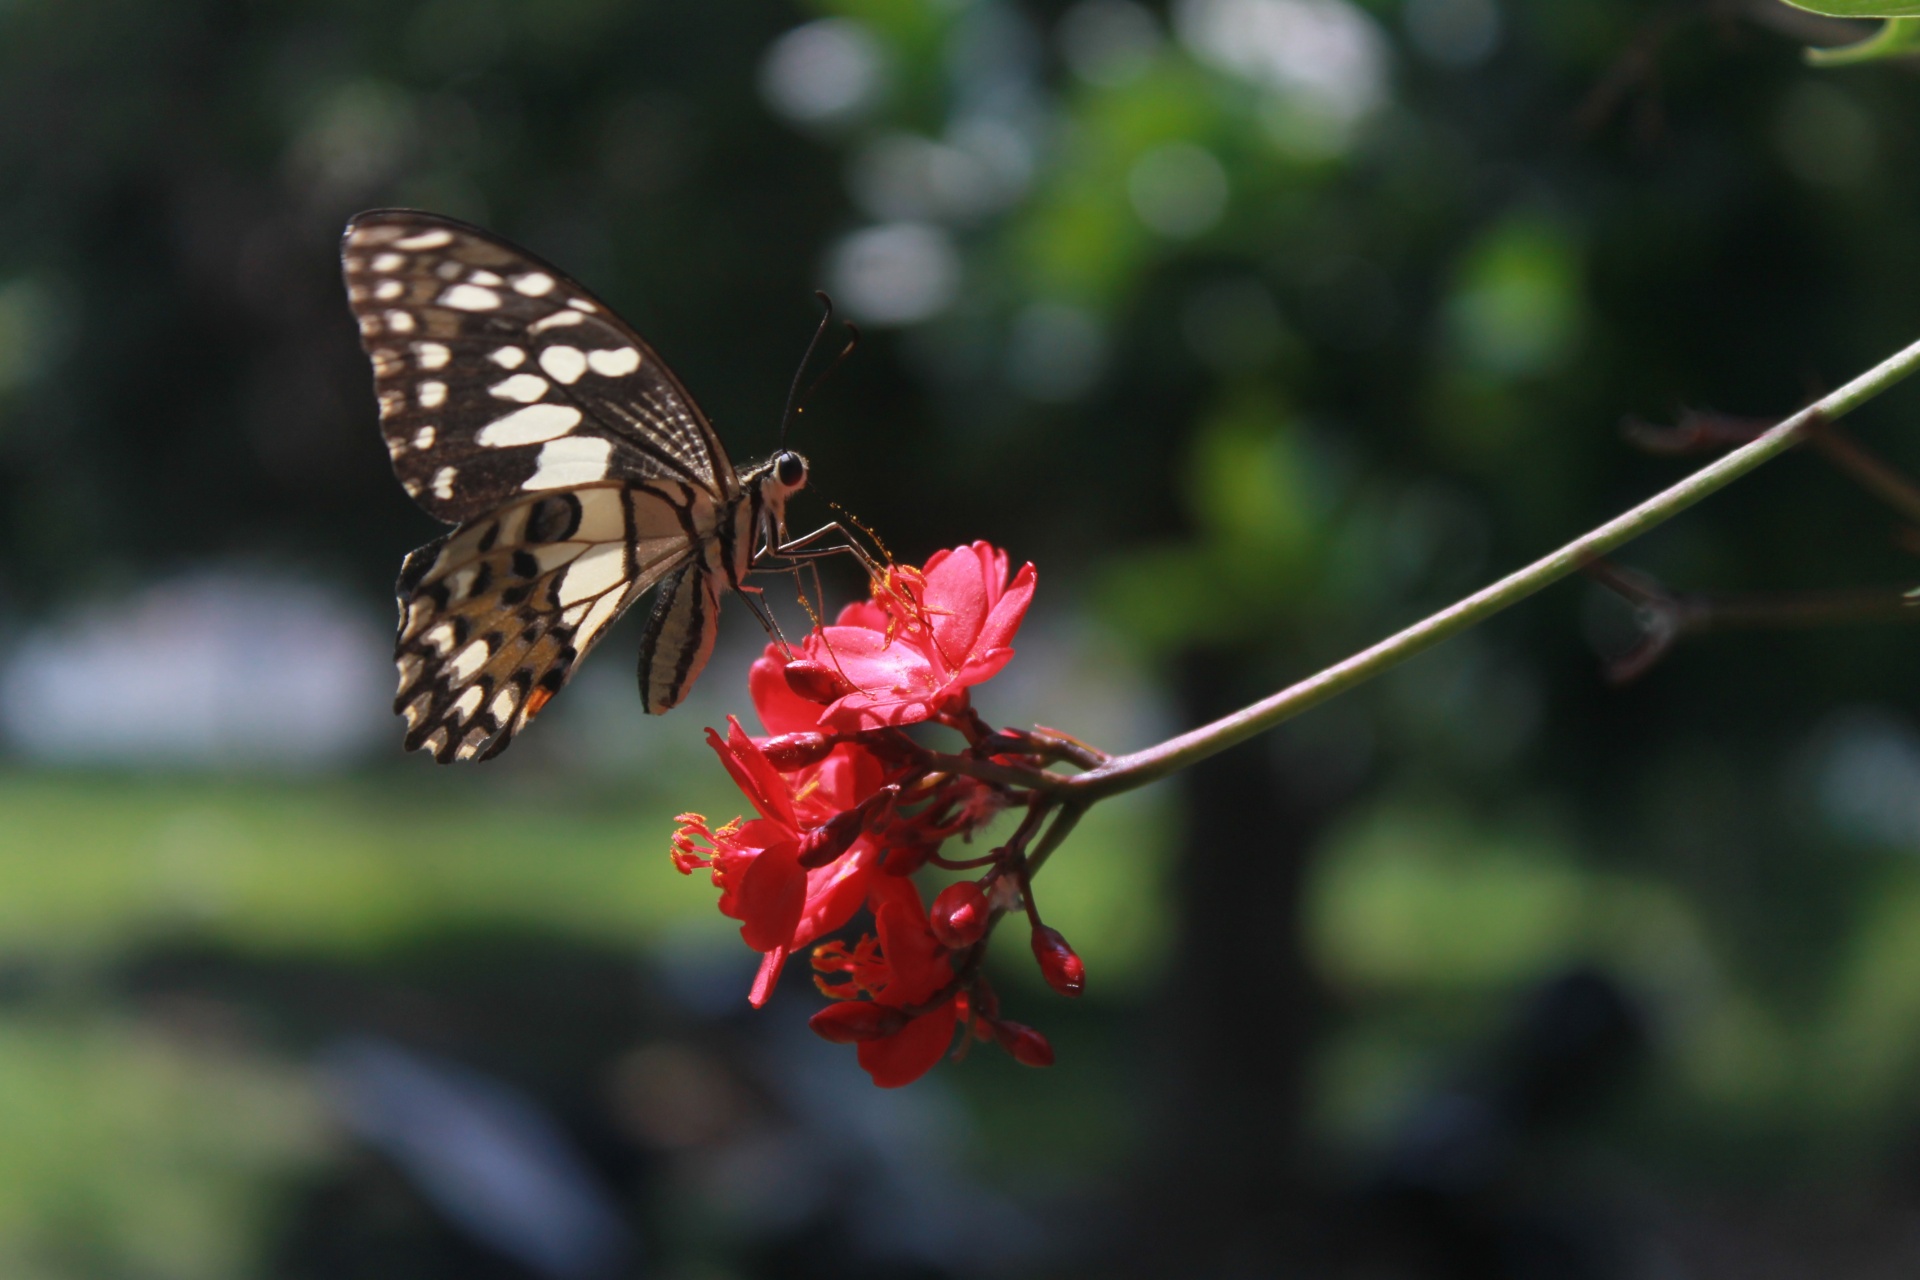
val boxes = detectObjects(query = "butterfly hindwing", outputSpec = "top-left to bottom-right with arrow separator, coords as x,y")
637,560 -> 724,715
343,210 -> 735,524
392,483 -> 711,762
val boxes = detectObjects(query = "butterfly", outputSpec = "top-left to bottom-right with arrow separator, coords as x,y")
342,209 -> 816,763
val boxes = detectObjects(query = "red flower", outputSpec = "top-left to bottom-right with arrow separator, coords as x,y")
671,716 -> 888,1006
812,876 -> 960,1087
670,539 -> 1073,1086
802,542 -> 1036,733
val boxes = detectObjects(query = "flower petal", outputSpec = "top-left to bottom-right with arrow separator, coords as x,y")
922,544 -> 992,664
737,838 -> 806,952
792,839 -> 881,948
857,999 -> 959,1087
749,645 -> 829,737
706,719 -> 799,829
749,947 -> 788,1008
975,561 -> 1035,655
872,892 -> 951,1007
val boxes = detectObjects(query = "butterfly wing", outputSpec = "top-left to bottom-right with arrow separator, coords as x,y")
637,560 -> 724,715
342,209 -> 736,522
393,482 -> 723,762
342,208 -> 748,761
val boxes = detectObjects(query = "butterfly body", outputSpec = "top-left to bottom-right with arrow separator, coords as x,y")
343,210 -> 809,762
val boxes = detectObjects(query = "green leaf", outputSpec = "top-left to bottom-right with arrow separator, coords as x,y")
1807,16 -> 1920,65
1783,1 -> 1920,15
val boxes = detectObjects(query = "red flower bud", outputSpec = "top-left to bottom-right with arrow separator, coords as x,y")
808,1000 -> 909,1043
930,881 -> 990,949
784,660 -> 846,705
991,1019 -> 1055,1068
1030,925 -> 1085,998
760,732 -> 835,770
796,806 -> 865,868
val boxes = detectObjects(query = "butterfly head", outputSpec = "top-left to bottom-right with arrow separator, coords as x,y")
770,449 -> 809,496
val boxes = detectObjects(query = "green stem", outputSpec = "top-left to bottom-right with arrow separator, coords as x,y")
1064,333 -> 1920,803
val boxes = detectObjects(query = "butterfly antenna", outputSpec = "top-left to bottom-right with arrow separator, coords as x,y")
780,292 -> 838,447
798,322 -> 861,417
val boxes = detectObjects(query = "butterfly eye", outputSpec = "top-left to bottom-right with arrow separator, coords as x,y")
777,452 -> 807,488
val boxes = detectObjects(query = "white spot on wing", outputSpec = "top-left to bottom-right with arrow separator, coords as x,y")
523,436 -> 614,490
577,590 -> 626,647
423,621 -> 457,655
490,346 -> 527,368
372,253 -> 406,272
513,273 -> 556,296
539,345 -> 587,384
433,466 -> 457,500
529,310 -> 585,333
476,403 -> 583,447
384,310 -> 416,333
375,280 -> 404,300
468,270 -> 505,287
587,347 -> 642,377
415,342 -> 451,370
449,640 -> 492,684
395,229 -> 454,250
418,381 -> 447,409
449,684 -> 483,723
488,373 -> 550,403
490,689 -> 519,721
557,543 -> 627,605
568,298 -> 597,312
441,284 -> 502,311
413,425 -> 436,449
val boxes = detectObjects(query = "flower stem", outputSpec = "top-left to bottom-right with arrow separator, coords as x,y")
1064,333 -> 1920,803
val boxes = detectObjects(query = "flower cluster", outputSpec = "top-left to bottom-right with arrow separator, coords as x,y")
671,542 -> 1093,1087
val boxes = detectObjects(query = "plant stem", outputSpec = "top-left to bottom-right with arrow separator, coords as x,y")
1064,333 -> 1920,803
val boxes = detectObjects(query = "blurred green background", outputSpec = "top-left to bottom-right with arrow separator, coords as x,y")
7,0 -> 1920,1275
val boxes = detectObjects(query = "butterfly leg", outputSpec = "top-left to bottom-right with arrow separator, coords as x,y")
773,522 -> 886,578
731,578 -> 801,658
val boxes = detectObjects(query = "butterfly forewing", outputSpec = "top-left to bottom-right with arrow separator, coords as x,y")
343,210 -> 734,523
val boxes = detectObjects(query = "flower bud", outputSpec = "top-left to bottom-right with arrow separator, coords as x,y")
1030,925 -> 1085,998
809,1000 -> 908,1043
784,660 -> 846,705
930,881 -> 990,949
761,732 -> 835,771
991,1019 -> 1055,1068
796,806 -> 864,868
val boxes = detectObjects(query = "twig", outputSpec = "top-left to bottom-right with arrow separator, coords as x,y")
1059,333 -> 1920,803
1627,409 -> 1920,527
1588,558 -> 1918,682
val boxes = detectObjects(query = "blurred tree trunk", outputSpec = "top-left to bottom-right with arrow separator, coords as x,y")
1114,647 -> 1341,1275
